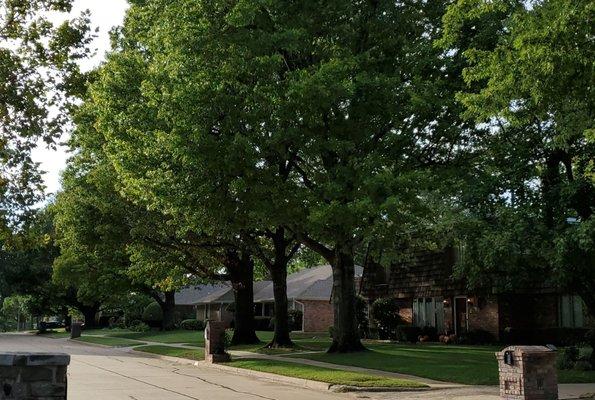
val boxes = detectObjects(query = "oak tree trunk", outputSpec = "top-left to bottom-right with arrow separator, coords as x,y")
328,249 -> 366,353
161,291 -> 177,331
267,263 -> 293,348
81,303 -> 99,329
228,251 -> 259,345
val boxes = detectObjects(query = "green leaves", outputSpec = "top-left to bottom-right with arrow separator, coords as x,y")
0,0 -> 91,225
440,0 -> 595,306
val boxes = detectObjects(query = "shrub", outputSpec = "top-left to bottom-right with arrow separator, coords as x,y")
129,321 -> 150,332
288,309 -> 303,331
113,319 -> 127,329
585,329 -> 595,368
557,346 -> 579,370
458,329 -> 495,345
395,325 -> 421,343
370,298 -> 402,339
142,302 -> 163,327
420,326 -> 439,342
254,316 -> 273,331
180,319 -> 205,331
502,327 -> 588,346
127,319 -> 143,328
573,360 -> 592,371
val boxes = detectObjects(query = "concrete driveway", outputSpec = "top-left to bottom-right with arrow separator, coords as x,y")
0,333 -> 348,400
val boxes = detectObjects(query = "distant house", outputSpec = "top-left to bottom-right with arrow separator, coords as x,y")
175,264 -> 363,332
360,247 -> 593,343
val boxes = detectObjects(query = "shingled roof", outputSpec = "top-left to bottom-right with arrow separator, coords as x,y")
175,264 -> 364,305
361,246 -> 562,299
254,264 -> 364,303
388,248 -> 465,298
175,283 -> 231,306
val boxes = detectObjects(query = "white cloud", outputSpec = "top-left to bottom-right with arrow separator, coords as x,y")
32,0 -> 129,196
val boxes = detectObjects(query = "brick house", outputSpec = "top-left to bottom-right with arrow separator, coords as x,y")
175,264 -> 363,332
360,247 -> 593,343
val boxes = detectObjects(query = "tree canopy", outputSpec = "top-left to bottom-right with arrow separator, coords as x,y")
440,0 -> 594,311
0,0 -> 91,223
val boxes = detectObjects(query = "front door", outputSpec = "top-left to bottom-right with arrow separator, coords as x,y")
454,297 -> 468,335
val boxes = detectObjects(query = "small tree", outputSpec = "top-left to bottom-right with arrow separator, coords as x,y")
370,298 -> 402,340
1,296 -> 31,331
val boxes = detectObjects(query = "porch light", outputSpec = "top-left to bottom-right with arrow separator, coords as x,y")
443,299 -> 451,307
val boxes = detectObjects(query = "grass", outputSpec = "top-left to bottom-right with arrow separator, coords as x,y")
37,329 -> 70,338
65,328 -> 594,385
227,359 -> 428,388
110,329 -> 204,345
134,345 -> 204,361
290,343 -> 595,385
231,337 -> 331,353
74,336 -> 146,347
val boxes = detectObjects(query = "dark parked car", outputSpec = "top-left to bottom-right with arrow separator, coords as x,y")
37,321 -> 65,331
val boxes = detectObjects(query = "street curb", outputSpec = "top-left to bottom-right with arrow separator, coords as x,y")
67,338 -> 112,349
204,361 -> 333,391
196,361 -> 431,393
67,338 -> 145,349
130,350 -> 431,393
332,385 -> 431,393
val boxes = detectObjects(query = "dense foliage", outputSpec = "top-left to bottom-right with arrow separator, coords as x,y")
0,0 -> 591,355
440,0 -> 594,314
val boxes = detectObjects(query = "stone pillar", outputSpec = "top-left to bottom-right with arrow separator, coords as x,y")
70,322 -> 82,339
496,346 -> 558,400
0,352 -> 69,399
204,321 -> 230,364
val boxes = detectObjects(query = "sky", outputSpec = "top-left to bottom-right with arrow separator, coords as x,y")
31,0 -> 129,197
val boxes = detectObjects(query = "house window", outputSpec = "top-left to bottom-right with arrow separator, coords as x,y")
413,298 -> 444,328
559,295 -> 584,328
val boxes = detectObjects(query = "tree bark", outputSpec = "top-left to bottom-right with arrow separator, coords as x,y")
328,248 -> 366,353
267,262 -> 293,348
80,303 -> 99,329
161,291 -> 177,331
227,251 -> 260,345
264,228 -> 296,348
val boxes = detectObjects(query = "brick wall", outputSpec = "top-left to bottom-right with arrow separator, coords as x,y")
468,296 -> 500,339
219,304 -> 234,327
444,300 -> 454,334
395,299 -> 413,324
301,300 -> 333,332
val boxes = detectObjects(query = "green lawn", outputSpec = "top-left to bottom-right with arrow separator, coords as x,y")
111,330 -> 204,345
38,329 -> 70,338
227,359 -> 428,388
134,345 -> 204,361
74,336 -> 146,347
90,329 -> 331,350
290,343 -> 595,385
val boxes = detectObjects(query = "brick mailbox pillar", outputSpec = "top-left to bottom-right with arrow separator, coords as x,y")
496,346 -> 558,400
0,352 -> 69,399
204,321 -> 231,364
70,322 -> 82,339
